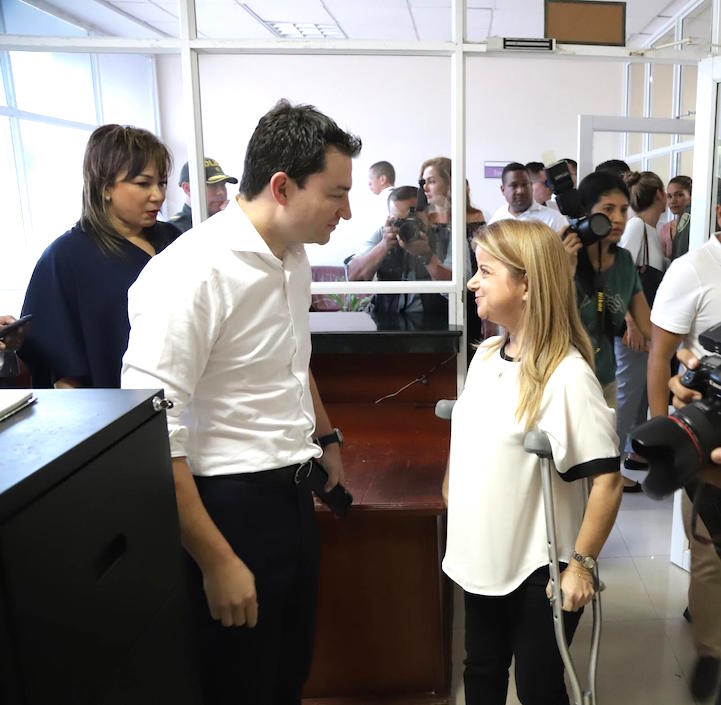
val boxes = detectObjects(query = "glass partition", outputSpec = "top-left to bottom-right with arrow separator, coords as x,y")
10,51 -> 96,124
682,0 -> 713,48
650,63 -> 673,150
194,53 -> 451,279
679,148 -> 694,179
680,64 -> 698,120
0,50 -> 164,313
627,63 -> 645,155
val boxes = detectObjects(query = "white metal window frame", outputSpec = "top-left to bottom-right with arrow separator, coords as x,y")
0,5 -> 164,251
1,0 -> 718,389
621,0 -> 714,179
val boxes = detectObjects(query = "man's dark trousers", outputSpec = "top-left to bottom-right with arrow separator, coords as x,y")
186,467 -> 320,705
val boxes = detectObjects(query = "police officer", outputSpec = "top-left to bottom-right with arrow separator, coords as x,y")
170,158 -> 238,233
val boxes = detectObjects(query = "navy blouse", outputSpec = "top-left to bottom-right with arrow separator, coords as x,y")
20,221 -> 180,388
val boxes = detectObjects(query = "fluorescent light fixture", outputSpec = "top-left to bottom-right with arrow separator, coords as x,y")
268,21 -> 345,39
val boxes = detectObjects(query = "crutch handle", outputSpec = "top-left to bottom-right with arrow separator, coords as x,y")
523,429 -> 553,458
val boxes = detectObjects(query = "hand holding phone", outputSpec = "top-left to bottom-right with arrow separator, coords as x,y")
0,314 -> 32,351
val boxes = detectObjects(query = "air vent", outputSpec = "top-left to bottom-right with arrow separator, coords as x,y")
486,37 -> 556,51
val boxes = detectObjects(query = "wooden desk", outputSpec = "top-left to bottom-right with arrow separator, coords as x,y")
304,338 -> 457,704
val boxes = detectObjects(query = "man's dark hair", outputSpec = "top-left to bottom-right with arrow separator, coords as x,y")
388,185 -> 418,207
501,162 -> 528,183
239,99 -> 362,200
525,161 -> 545,178
371,160 -> 395,185
564,158 -> 578,170
595,159 -> 630,177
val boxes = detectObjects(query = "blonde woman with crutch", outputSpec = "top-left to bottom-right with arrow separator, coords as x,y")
442,219 -> 623,705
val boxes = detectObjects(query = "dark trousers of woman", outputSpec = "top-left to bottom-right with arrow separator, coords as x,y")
464,566 -> 583,705
185,468 -> 319,705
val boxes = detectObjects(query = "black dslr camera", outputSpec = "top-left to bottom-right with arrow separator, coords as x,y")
393,208 -> 428,244
630,323 -> 721,499
545,159 -> 611,247
392,179 -> 431,245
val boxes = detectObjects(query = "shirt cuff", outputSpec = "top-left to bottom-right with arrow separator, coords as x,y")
560,456 -> 621,482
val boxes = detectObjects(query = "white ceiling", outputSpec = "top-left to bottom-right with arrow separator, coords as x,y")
19,0 -> 710,48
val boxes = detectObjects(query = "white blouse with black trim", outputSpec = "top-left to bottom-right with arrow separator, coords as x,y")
442,337 -> 620,596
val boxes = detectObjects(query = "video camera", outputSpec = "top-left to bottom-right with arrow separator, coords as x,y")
629,322 -> 721,499
545,159 -> 612,248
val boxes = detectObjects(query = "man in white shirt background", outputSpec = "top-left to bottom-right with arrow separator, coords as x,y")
121,100 -> 361,705
525,161 -> 558,210
488,162 -> 568,232
368,159 -> 395,197
646,179 -> 721,702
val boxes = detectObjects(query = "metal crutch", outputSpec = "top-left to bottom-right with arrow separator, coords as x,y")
523,430 -> 603,705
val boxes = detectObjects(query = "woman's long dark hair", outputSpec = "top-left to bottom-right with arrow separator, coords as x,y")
574,171 -> 630,339
81,124 -> 172,256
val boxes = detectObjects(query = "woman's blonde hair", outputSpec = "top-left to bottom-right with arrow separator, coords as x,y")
473,219 -> 595,430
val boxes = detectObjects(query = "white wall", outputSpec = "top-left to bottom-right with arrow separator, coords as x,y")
156,53 -> 624,266
466,56 -> 624,211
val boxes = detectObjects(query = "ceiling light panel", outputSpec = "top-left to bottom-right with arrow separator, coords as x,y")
324,0 -> 416,40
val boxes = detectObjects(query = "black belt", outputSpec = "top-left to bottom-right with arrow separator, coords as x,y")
196,460 -> 353,518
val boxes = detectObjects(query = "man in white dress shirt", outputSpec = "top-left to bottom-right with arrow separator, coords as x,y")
121,100 -> 361,704
488,162 -> 568,232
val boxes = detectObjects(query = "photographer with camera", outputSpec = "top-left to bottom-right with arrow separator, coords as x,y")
348,185 -> 454,315
669,347 -> 721,488
643,184 -> 721,701
562,171 -> 652,422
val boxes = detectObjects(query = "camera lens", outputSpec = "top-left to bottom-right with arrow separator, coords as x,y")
630,416 -> 700,498
587,212 -> 612,238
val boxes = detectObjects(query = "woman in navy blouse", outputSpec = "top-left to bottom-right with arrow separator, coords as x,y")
20,124 -> 180,388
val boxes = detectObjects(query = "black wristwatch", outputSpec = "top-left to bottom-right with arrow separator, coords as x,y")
316,428 -> 344,449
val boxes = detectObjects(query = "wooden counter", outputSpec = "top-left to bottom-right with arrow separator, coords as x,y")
304,335 -> 457,704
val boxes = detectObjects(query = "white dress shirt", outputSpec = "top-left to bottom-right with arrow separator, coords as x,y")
651,234 -> 721,359
488,201 -> 568,232
121,198 -> 321,476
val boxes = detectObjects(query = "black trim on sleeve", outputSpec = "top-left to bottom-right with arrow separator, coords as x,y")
559,456 -> 621,482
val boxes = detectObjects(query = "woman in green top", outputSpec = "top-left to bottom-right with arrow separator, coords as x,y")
564,171 -> 652,426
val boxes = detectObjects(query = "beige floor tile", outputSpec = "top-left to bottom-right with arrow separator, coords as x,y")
597,556 -> 659,622
569,619 -> 694,705
664,617 -> 698,682
600,523 -> 630,558
633,555 -> 690,619
615,508 -> 674,557
618,488 -> 673,512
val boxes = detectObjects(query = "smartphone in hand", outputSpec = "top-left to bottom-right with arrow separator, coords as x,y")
0,314 -> 32,340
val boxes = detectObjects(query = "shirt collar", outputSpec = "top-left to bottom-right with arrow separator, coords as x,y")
222,197 -> 305,261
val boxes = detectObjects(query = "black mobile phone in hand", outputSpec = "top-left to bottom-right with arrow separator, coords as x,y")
0,314 -> 32,340
306,460 -> 353,518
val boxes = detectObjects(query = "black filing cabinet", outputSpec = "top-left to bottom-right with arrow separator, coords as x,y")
0,389 -> 200,705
